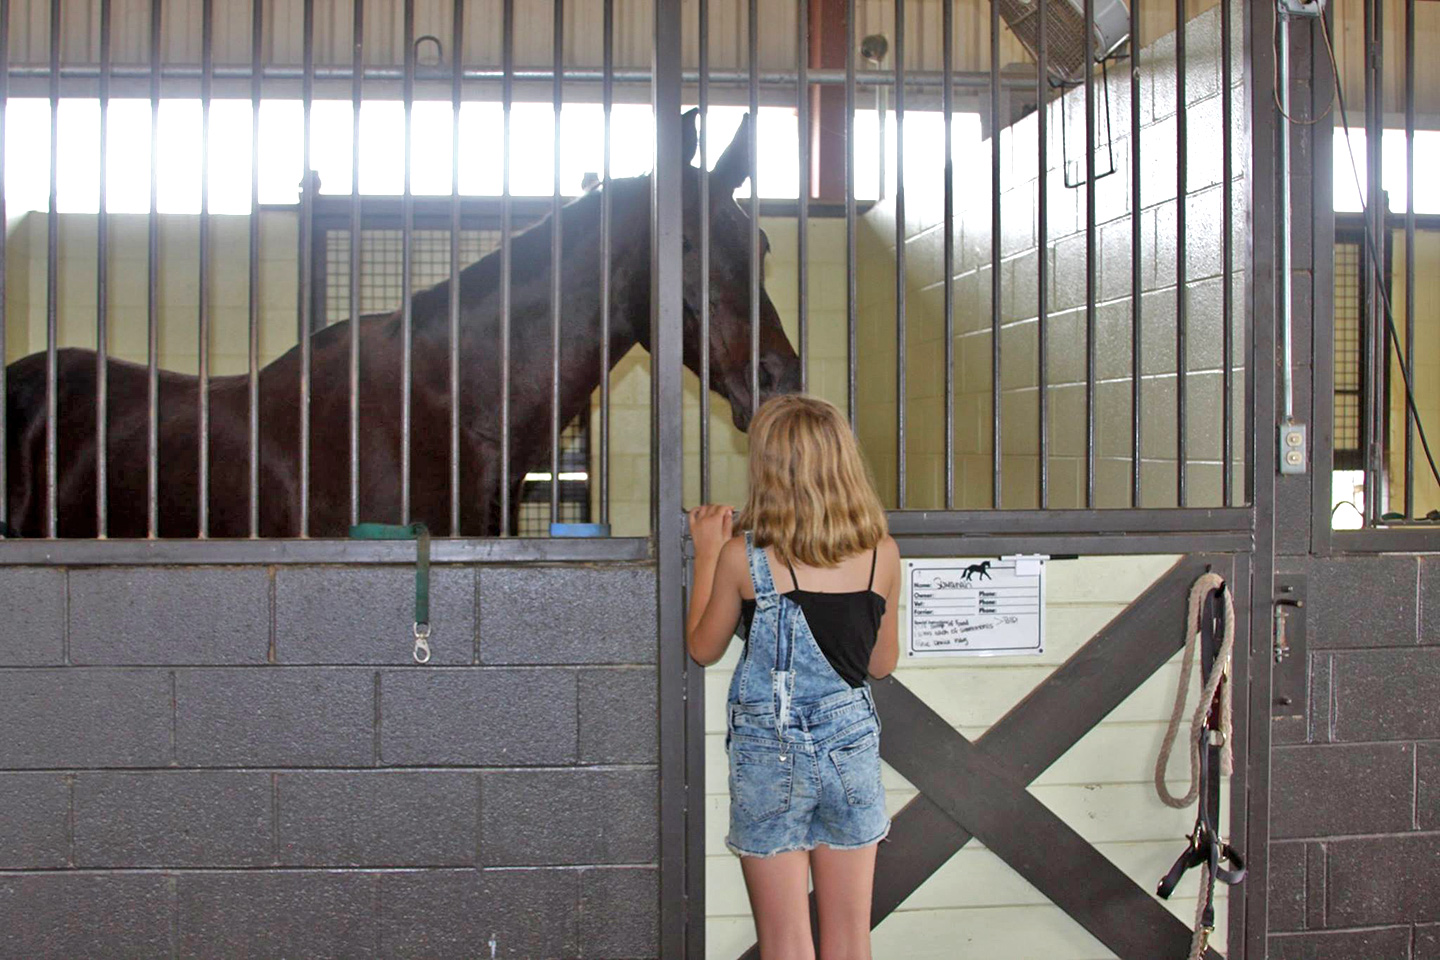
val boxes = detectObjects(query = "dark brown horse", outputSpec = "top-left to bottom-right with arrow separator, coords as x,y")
4,110 -> 800,538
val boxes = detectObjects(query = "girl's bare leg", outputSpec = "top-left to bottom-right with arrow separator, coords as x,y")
809,842 -> 877,960
739,849 -> 816,960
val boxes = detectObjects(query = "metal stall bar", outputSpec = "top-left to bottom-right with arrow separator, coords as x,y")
651,1 -> 686,955
845,0 -> 856,426
499,0 -> 514,535
550,0 -> 563,526
601,0 -> 614,522
1037,0 -> 1048,509
96,0 -> 110,535
0,0 -> 7,531
698,0 -> 711,502
895,0 -> 906,509
1403,0 -> 1415,519
1363,0 -> 1382,525
248,0 -> 261,536
1222,0 -> 1233,506
44,0 -> 58,537
1175,0 -> 1187,507
1130,0 -> 1141,506
198,0 -> 213,537
943,0 -> 954,509
449,0 -> 464,534
401,0 -> 415,525
797,0 -> 809,393
1084,0 -> 1096,508
748,0 -> 760,422
989,0 -> 1001,508
299,0 -> 315,535
146,0 -> 160,537
12,63 -> 1040,88
349,0 -> 363,528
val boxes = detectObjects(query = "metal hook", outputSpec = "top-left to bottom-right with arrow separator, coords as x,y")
414,34 -> 444,67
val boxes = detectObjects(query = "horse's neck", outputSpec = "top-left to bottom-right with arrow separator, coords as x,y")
416,187 -> 650,446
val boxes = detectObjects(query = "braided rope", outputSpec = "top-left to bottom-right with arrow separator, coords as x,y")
1155,572 -> 1235,809
1155,572 -> 1236,960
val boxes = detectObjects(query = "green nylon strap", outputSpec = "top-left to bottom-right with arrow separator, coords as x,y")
349,522 -> 431,663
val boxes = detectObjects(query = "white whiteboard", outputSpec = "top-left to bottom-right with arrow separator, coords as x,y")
902,556 -> 1047,658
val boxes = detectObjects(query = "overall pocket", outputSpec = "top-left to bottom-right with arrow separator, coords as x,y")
729,742 -> 794,821
829,728 -> 883,806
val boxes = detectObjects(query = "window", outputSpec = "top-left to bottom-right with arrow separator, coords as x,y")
6,97 -> 981,215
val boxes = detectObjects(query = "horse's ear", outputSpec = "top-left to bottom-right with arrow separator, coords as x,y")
682,108 -> 700,166
711,113 -> 753,195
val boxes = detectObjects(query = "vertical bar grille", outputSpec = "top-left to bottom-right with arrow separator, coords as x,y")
600,0 -> 614,524
895,0 -> 906,509
499,0 -> 514,536
845,0 -> 857,428
198,0 -> 213,537
748,0 -> 760,422
348,0 -> 363,528
400,0 -> 415,525
44,0 -> 58,537
1129,0 -> 1142,507
298,0 -> 315,535
698,0 -> 711,504
247,0 -> 261,537
96,0 -> 110,536
990,0 -> 1002,509
1175,0 -> 1187,507
943,0 -> 955,510
449,0 -> 464,535
146,0 -> 160,537
550,0 -> 564,527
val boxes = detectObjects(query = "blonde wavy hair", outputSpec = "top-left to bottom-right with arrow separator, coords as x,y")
736,394 -> 888,568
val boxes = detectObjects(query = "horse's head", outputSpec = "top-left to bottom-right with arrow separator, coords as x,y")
679,109 -> 802,432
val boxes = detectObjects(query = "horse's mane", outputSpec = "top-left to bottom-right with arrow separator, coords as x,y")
407,175 -> 648,326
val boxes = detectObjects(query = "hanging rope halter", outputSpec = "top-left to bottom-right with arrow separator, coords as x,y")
1154,571 -> 1246,960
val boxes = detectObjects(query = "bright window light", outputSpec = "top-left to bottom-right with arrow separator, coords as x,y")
1331,469 -> 1366,530
1333,127 -> 1440,214
4,97 -> 982,215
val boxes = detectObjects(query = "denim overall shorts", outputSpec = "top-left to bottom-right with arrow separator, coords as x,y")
723,531 -> 892,858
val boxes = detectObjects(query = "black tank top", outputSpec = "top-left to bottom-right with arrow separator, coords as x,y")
739,547 -> 885,689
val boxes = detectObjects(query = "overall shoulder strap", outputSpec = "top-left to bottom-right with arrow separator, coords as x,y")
744,531 -> 778,601
867,545 -> 878,591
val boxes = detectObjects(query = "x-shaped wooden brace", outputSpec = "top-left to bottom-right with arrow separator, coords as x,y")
738,554 -> 1233,960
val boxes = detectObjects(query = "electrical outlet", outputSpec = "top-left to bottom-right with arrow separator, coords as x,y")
1278,0 -> 1325,18
1278,421 -> 1308,475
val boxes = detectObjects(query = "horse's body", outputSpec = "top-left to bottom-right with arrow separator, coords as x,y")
5,112 -> 799,538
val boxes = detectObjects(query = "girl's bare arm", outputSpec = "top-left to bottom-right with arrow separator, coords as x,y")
685,507 -> 744,667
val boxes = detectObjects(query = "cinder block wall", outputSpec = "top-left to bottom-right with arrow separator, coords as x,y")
1265,5 -> 1440,956
854,1 -> 1246,510
1268,555 -> 1440,958
0,561 -> 660,958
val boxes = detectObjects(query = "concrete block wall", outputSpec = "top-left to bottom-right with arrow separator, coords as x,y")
0,561 -> 661,959
854,0 -> 1248,510
1267,555 -> 1440,957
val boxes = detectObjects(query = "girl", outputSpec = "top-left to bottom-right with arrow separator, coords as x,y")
686,394 -> 901,960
